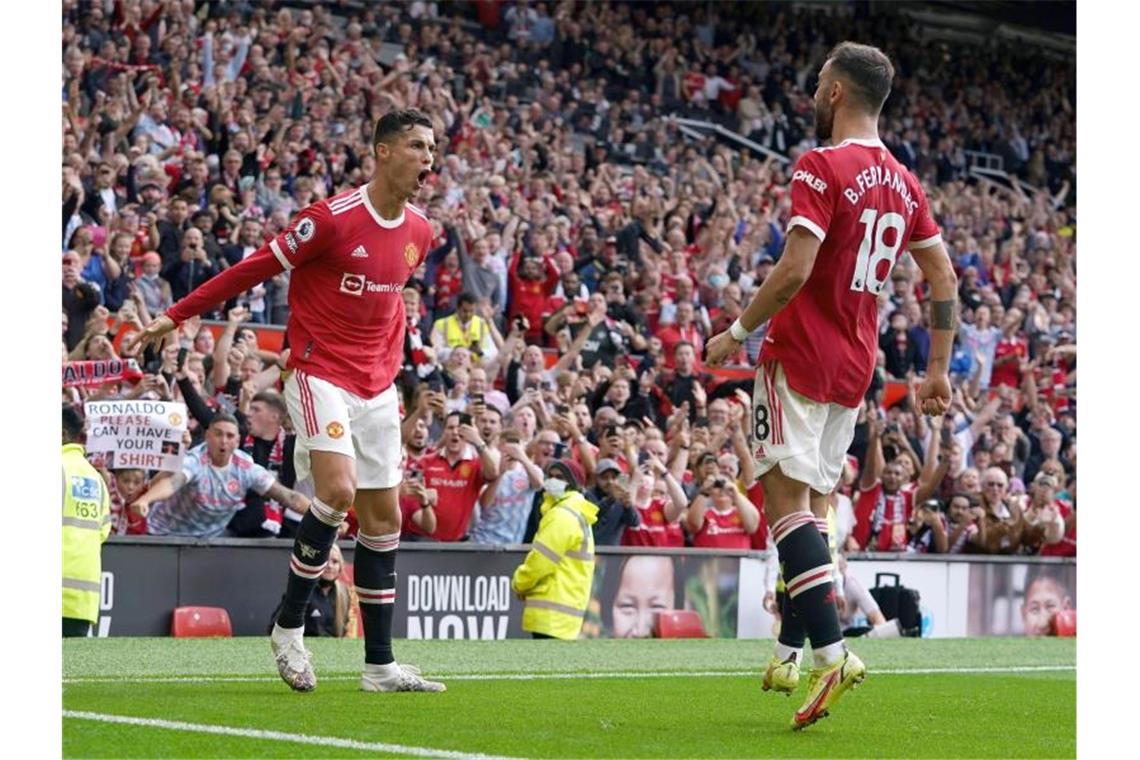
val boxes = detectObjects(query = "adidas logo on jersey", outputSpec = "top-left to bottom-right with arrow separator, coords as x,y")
350,245 -> 368,258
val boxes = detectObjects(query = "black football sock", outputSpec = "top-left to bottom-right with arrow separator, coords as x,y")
772,512 -> 845,665
275,498 -> 344,630
355,531 -> 399,665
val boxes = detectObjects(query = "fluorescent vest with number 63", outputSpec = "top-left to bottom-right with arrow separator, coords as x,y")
62,443 -> 111,623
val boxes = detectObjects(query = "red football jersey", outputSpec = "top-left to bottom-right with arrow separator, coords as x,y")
763,139 -> 942,407
621,499 -> 685,548
853,481 -> 916,551
167,186 -> 432,398
991,335 -> 1027,388
692,506 -> 751,550
408,451 -> 487,542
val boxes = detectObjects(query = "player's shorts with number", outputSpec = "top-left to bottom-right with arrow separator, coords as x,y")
284,370 -> 403,489
751,360 -> 859,494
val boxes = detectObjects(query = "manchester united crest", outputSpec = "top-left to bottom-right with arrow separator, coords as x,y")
168,412 -> 183,427
326,421 -> 345,439
404,242 -> 419,267
458,462 -> 471,478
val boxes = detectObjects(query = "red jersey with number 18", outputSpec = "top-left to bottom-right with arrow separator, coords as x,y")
762,138 -> 942,408
166,186 -> 432,398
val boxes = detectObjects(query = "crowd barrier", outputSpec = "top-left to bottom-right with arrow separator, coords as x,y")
94,538 -> 1074,639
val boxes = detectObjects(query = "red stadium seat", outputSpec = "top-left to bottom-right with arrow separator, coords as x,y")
653,610 -> 708,639
1051,609 -> 1077,637
171,606 -> 233,638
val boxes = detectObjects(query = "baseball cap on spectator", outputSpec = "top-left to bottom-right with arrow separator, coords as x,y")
596,458 -> 622,477
141,251 -> 162,268
605,236 -> 618,246
756,254 -> 775,266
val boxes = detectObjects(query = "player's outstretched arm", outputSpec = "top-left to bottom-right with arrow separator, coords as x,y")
126,250 -> 284,355
910,240 -> 959,416
705,227 -> 821,367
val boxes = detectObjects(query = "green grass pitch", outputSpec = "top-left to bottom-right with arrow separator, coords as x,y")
63,637 -> 1075,758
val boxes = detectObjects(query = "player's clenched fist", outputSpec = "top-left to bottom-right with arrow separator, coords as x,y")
916,373 -> 952,416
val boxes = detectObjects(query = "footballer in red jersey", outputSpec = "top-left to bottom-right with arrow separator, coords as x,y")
128,109 -> 447,694
707,43 -> 959,730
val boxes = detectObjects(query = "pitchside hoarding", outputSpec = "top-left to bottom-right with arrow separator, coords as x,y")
97,539 -> 1073,639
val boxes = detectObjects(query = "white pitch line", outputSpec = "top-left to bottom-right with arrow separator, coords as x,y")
62,664 -> 1074,685
62,710 -> 520,759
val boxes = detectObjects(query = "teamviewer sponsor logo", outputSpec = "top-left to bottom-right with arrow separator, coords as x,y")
340,273 -> 366,296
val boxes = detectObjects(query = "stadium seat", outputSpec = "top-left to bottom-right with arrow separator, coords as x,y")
653,610 -> 707,639
171,606 -> 233,638
1051,609 -> 1077,637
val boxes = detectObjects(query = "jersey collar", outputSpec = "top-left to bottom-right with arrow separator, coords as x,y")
837,137 -> 885,149
359,185 -> 406,229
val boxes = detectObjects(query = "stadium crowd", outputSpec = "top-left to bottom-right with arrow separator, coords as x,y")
61,0 -> 1075,558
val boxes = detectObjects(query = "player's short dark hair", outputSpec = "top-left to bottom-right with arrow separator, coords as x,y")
457,292 -> 477,307
674,340 -> 695,356
208,412 -> 240,430
62,405 -> 84,443
372,108 -> 433,145
827,41 -> 895,114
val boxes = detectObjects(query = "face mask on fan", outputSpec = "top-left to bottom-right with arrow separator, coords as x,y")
543,477 -> 568,497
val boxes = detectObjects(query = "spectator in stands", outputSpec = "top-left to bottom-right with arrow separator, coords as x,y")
269,544 -> 359,638
408,411 -> 499,541
945,493 -> 985,554
63,253 -> 102,350
851,416 -> 941,552
130,413 -> 311,539
135,252 -> 173,315
686,470 -> 761,550
880,311 -> 923,380
974,467 -> 1024,555
587,458 -> 641,546
226,391 -> 297,539
1020,472 -> 1067,555
107,467 -> 149,536
431,293 -> 497,364
620,453 -> 688,547
469,430 -> 543,545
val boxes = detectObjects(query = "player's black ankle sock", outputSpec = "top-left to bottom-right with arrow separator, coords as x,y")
777,588 -> 805,650
355,531 -> 399,665
772,512 -> 844,651
275,499 -> 344,630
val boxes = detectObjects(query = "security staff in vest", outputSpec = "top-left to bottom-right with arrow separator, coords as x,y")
429,292 -> 498,364
511,459 -> 598,640
62,405 -> 111,637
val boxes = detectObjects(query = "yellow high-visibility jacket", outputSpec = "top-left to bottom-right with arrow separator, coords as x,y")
433,313 -> 489,349
62,444 -> 111,623
512,490 -> 598,640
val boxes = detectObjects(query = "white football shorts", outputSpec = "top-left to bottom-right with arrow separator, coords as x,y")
750,360 -> 860,494
283,369 -> 403,489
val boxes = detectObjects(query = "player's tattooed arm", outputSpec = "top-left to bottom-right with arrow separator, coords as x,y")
931,300 -> 957,330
